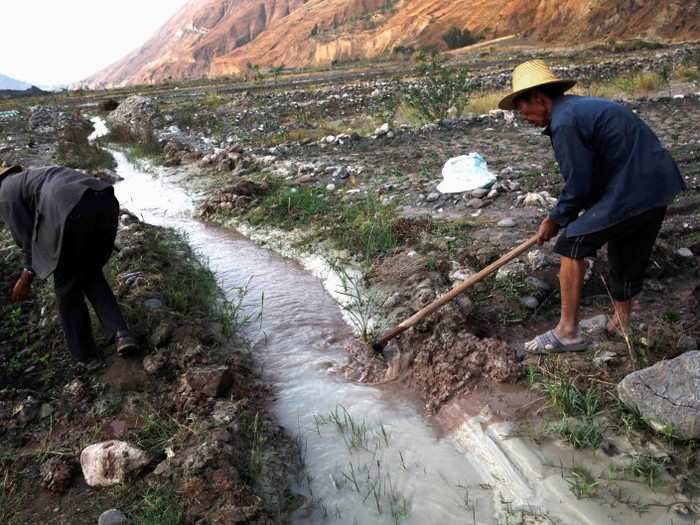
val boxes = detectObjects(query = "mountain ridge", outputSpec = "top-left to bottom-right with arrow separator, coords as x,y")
82,0 -> 700,88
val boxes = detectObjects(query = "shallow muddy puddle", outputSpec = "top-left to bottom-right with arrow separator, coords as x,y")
106,146 -> 688,524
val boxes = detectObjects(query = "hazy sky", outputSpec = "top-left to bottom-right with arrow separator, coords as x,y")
1,0 -> 191,86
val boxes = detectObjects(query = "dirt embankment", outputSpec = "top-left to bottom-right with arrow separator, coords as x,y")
0,117 -> 302,523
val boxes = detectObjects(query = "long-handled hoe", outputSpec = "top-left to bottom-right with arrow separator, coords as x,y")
372,234 -> 539,352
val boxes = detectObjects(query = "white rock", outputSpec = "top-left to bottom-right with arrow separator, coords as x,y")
677,248 -> 694,258
326,183 -> 336,191
580,314 -> 609,335
324,135 -> 336,143
526,249 -> 548,270
497,217 -> 516,228
450,267 -> 476,282
519,296 -> 539,309
80,441 -> 149,487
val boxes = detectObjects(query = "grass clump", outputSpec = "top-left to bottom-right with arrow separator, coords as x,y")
627,455 -> 668,488
542,377 -> 600,419
0,470 -> 24,525
246,184 -> 402,262
551,418 -> 604,449
566,465 -> 600,499
130,487 -> 184,525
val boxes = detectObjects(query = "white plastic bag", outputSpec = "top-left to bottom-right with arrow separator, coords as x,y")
437,153 -> 496,194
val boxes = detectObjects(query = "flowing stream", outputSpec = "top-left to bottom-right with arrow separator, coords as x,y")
105,142 -> 679,525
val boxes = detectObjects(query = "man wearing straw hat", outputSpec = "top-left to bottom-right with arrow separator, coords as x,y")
498,60 -> 685,354
0,165 -> 137,363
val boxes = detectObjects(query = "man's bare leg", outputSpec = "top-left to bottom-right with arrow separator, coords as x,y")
526,256 -> 586,351
606,299 -> 632,335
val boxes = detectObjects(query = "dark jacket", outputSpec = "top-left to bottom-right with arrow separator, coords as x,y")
0,166 -> 112,278
544,96 -> 685,237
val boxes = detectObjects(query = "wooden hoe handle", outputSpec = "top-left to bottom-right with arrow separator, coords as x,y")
374,234 -> 539,350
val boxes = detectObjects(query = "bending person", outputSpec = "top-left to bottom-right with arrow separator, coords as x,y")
0,165 -> 137,362
498,61 -> 685,354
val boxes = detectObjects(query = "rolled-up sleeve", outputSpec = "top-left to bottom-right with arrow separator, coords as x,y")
549,125 -> 594,227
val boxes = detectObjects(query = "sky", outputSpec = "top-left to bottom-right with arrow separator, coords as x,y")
1,0 -> 191,87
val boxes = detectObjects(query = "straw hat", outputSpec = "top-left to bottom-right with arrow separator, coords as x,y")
498,60 -> 576,110
0,165 -> 22,181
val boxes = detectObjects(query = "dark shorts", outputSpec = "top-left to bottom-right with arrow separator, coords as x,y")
553,206 -> 666,301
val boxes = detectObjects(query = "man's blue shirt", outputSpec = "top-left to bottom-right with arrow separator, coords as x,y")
544,95 -> 685,237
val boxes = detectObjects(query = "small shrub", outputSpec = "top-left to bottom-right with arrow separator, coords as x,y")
56,120 -> 116,171
99,99 -> 120,112
399,52 -> 472,122
442,26 -> 477,50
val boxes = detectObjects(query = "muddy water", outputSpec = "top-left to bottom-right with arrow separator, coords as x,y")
108,149 -> 680,525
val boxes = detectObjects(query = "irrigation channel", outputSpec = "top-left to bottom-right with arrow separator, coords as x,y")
95,124 -> 678,525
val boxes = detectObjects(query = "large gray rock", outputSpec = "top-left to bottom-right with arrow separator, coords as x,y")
617,351 -> 700,439
80,441 -> 149,487
106,95 -> 162,140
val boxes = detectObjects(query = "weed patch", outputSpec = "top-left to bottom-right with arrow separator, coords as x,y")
246,184 -> 403,262
130,486 -> 184,525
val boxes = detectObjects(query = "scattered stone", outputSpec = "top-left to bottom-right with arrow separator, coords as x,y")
593,350 -> 617,367
497,217 -> 516,228
450,267 -> 476,282
39,403 -> 54,419
677,247 -> 694,258
143,351 -> 171,375
426,192 -> 440,202
466,198 -> 484,209
519,296 -> 539,309
525,276 -> 551,293
41,457 -> 74,493
678,335 -> 698,352
617,351 -> 700,440
495,261 -> 527,282
580,314 -> 609,335
143,298 -> 163,310
470,188 -> 489,198
150,320 -> 175,348
526,249 -> 549,270
326,183 -> 336,191
179,365 -> 235,399
385,292 -> 402,308
80,441 -> 149,487
98,509 -> 129,525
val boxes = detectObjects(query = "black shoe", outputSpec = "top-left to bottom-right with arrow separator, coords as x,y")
115,330 -> 138,356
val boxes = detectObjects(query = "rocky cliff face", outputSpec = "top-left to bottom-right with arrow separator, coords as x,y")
82,0 -> 699,88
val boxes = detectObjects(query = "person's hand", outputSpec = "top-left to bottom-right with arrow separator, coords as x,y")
536,217 -> 560,245
11,269 -> 33,302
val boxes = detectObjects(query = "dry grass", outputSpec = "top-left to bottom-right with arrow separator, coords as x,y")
462,90 -> 509,115
574,71 -> 664,99
673,64 -> 700,82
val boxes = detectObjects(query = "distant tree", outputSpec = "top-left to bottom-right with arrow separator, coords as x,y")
269,65 -> 285,84
442,26 -> 477,50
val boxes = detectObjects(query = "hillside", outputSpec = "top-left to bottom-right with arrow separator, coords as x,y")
83,0 -> 700,88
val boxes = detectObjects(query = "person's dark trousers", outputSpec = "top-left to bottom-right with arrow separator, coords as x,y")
53,188 -> 128,362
